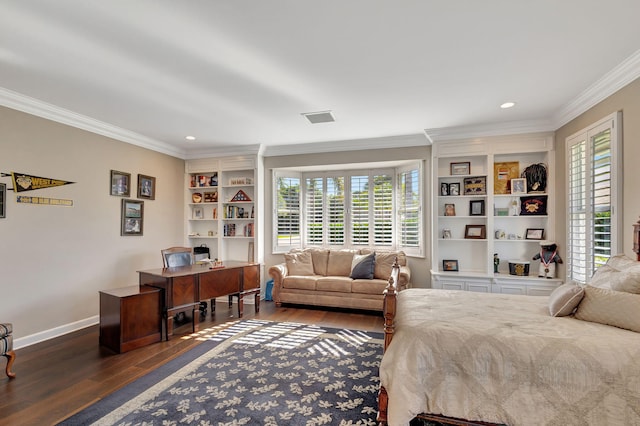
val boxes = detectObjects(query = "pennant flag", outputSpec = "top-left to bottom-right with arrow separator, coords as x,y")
7,172 -> 75,192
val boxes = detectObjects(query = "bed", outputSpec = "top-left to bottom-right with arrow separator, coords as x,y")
377,249 -> 640,425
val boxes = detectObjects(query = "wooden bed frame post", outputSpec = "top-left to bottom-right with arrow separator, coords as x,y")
377,257 -> 399,424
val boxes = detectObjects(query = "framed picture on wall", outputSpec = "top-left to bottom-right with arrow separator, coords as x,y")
0,183 -> 5,218
121,199 -> 144,236
137,174 -> 156,200
110,170 -> 131,197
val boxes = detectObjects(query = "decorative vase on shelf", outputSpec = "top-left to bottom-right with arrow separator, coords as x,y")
511,198 -> 519,216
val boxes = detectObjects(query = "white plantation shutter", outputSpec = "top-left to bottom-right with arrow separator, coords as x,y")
566,112 -> 620,283
327,177 -> 345,245
305,177 -> 324,246
350,175 -> 370,245
274,173 -> 301,252
398,166 -> 421,254
373,173 -> 393,246
273,162 -> 422,254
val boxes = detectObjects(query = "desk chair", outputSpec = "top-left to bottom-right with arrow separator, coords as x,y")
1,323 -> 16,379
161,247 -> 194,268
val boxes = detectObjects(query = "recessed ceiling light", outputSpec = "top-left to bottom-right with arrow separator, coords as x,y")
185,136 -> 196,141
500,102 -> 516,109
301,110 -> 335,124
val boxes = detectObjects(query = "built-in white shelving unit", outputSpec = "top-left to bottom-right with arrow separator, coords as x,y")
431,134 -> 562,296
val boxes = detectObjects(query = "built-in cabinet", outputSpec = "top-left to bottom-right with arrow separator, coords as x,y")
431,134 -> 562,295
185,156 -> 257,263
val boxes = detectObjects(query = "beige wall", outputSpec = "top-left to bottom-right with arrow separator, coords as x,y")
554,77 -> 640,276
262,145 -> 432,288
0,106 -> 186,345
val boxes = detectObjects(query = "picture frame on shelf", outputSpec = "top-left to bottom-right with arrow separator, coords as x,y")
442,229 -> 452,239
137,174 -> 156,200
449,182 -> 460,196
510,178 -> 527,195
444,203 -> 456,216
494,161 -> 520,194
520,195 -> 548,215
440,182 -> 449,196
463,176 -> 487,195
469,200 -> 485,216
193,207 -> 203,220
525,228 -> 545,240
450,162 -> 470,175
121,199 -> 143,236
110,170 -> 131,197
464,224 -> 486,239
442,259 -> 459,271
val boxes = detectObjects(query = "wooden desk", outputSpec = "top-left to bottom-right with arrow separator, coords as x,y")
138,261 -> 260,339
99,285 -> 162,353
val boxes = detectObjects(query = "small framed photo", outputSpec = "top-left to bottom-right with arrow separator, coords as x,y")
526,228 -> 545,240
443,259 -> 459,271
450,162 -> 470,176
193,207 -> 204,219
121,199 -> 144,236
110,170 -> 131,196
137,174 -> 156,200
444,203 -> 456,216
449,182 -> 461,196
442,229 -> 452,239
465,224 -> 486,239
510,178 -> 527,195
464,176 -> 487,195
470,200 -> 485,216
440,182 -> 449,196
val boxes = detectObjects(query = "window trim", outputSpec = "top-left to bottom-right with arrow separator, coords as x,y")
272,162 -> 423,255
565,111 -> 622,283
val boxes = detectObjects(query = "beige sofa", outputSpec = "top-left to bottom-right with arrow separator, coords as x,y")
268,248 -> 411,311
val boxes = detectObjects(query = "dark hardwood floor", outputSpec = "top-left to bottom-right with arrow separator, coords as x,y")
0,300 -> 383,426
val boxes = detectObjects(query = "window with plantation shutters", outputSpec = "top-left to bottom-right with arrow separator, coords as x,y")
398,166 -> 421,254
305,177 -> 324,246
273,173 -> 301,252
272,162 -> 423,254
566,112 -> 621,283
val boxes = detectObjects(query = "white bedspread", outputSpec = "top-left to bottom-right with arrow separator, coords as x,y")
379,288 -> 640,426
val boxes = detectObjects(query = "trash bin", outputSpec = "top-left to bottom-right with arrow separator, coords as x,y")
265,279 -> 274,301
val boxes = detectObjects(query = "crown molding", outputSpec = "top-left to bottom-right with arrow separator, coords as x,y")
0,87 -> 187,159
553,49 -> 640,128
262,133 -> 429,157
183,144 -> 263,160
425,118 -> 554,142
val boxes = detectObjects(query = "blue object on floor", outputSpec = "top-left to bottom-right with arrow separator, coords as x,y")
265,279 -> 274,301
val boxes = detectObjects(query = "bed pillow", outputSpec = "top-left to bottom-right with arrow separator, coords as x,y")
610,264 -> 640,294
574,286 -> 640,332
284,251 -> 315,276
589,264 -> 616,290
350,253 -> 376,279
548,282 -> 585,317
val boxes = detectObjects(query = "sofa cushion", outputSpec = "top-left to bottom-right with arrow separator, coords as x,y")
316,276 -> 353,292
307,248 -> 330,276
548,282 -> 584,317
283,276 -> 318,291
285,251 -> 315,276
327,250 -> 357,276
373,251 -> 406,280
351,253 -> 376,279
352,279 -> 388,295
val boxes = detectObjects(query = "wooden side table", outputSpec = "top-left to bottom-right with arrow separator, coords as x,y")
99,285 -> 162,353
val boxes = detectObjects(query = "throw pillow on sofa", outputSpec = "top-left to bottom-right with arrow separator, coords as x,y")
351,253 -> 376,279
284,251 -> 315,276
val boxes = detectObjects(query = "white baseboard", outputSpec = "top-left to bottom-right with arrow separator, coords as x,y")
14,315 -> 99,350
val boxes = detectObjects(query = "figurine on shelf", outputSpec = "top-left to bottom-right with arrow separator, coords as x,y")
494,253 -> 500,273
532,241 -> 563,278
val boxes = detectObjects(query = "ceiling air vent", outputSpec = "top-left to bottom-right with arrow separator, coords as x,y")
301,110 -> 335,124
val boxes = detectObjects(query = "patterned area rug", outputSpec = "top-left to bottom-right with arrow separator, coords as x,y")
58,320 -> 384,426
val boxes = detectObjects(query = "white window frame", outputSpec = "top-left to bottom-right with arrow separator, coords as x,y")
565,111 -> 622,283
271,162 -> 423,255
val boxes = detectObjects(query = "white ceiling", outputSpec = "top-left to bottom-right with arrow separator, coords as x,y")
1,1 -> 640,159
